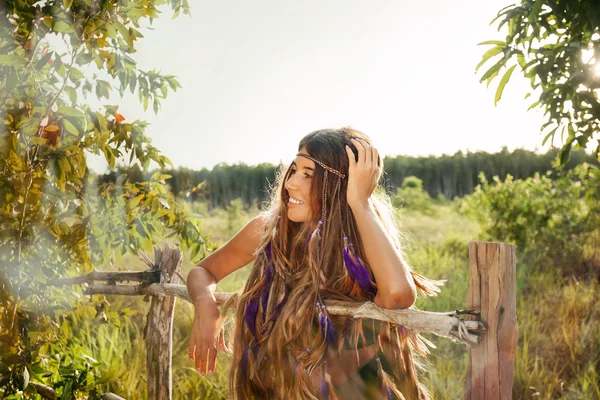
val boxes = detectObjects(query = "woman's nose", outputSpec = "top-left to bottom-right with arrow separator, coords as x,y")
285,177 -> 297,191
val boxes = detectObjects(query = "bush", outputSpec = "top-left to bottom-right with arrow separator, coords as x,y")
392,176 -> 434,214
461,164 -> 600,278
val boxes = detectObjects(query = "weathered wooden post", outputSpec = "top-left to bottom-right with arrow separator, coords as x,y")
143,246 -> 182,400
463,241 -> 518,400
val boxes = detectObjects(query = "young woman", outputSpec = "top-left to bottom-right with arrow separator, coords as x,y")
187,127 -> 442,399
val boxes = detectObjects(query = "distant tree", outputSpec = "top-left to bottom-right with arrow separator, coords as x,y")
0,0 -> 209,397
478,1 -> 600,164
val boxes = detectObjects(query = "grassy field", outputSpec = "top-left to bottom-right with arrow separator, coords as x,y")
77,199 -> 600,399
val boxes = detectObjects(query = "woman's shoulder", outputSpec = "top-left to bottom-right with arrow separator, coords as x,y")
246,213 -> 271,236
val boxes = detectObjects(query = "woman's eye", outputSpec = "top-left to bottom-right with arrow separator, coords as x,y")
304,173 -> 312,179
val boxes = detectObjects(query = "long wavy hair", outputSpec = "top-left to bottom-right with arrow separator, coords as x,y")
221,127 -> 442,399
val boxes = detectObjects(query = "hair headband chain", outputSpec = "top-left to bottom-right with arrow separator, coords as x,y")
296,153 -> 346,179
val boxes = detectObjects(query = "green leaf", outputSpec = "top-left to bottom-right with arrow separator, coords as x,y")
65,86 -> 77,104
35,52 -> 53,70
559,143 -> 572,165
104,105 -> 119,115
42,17 -> 53,29
69,67 -> 84,82
60,380 -> 73,400
53,21 -> 73,33
0,55 -> 24,66
129,74 -> 137,94
167,77 -> 181,91
64,0 -> 73,9
477,40 -> 507,46
541,126 -> 558,146
129,194 -> 144,209
494,65 -> 516,106
63,119 -> 78,135
115,22 -> 134,49
127,7 -> 147,17
75,53 -> 94,66
479,57 -> 506,83
58,107 -> 85,118
96,80 -> 111,99
476,46 -> 504,71
528,0 -> 544,22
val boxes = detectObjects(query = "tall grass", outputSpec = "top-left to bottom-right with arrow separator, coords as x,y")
72,199 -> 599,399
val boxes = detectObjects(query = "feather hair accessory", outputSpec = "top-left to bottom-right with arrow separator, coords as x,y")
343,236 -> 376,297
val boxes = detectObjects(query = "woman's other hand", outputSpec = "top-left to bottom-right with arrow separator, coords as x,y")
188,295 -> 226,375
345,138 -> 383,209
186,216 -> 266,376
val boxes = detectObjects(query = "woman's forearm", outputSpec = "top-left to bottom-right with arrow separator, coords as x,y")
187,266 -> 218,304
349,200 -> 416,309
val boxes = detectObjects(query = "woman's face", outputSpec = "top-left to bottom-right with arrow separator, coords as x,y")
284,148 -> 315,222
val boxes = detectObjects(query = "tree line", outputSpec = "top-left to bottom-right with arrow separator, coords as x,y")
99,147 -> 599,209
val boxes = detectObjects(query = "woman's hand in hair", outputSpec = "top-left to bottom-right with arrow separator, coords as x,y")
345,138 -> 383,209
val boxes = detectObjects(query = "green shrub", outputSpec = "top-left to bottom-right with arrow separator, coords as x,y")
392,176 -> 434,214
460,164 -> 600,277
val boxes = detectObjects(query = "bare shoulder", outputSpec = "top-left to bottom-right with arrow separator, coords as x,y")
245,213 -> 270,240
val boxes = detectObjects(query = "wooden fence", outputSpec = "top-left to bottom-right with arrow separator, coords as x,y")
47,241 -> 517,400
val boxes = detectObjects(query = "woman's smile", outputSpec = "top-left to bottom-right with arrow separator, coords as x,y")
288,197 -> 304,207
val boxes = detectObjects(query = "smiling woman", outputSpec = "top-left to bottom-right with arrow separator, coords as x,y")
186,127 -> 443,399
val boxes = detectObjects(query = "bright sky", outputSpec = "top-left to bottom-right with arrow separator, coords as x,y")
87,0 -> 549,173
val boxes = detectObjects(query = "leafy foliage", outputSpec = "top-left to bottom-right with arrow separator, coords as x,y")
0,0 -> 212,397
479,1 -> 600,163
461,163 -> 600,277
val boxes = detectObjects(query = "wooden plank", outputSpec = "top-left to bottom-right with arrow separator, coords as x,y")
498,245 -> 518,395
464,242 -> 517,400
485,243 -> 500,399
145,246 -> 182,400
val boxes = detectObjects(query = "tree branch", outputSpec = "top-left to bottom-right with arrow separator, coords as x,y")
29,382 -> 55,400
49,270 -> 160,286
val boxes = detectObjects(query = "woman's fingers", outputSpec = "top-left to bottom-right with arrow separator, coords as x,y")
372,147 -> 379,169
207,347 -> 218,375
352,138 -> 378,166
195,346 -> 206,374
351,138 -> 366,166
345,144 -> 356,169
188,339 -> 195,361
363,140 -> 373,165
